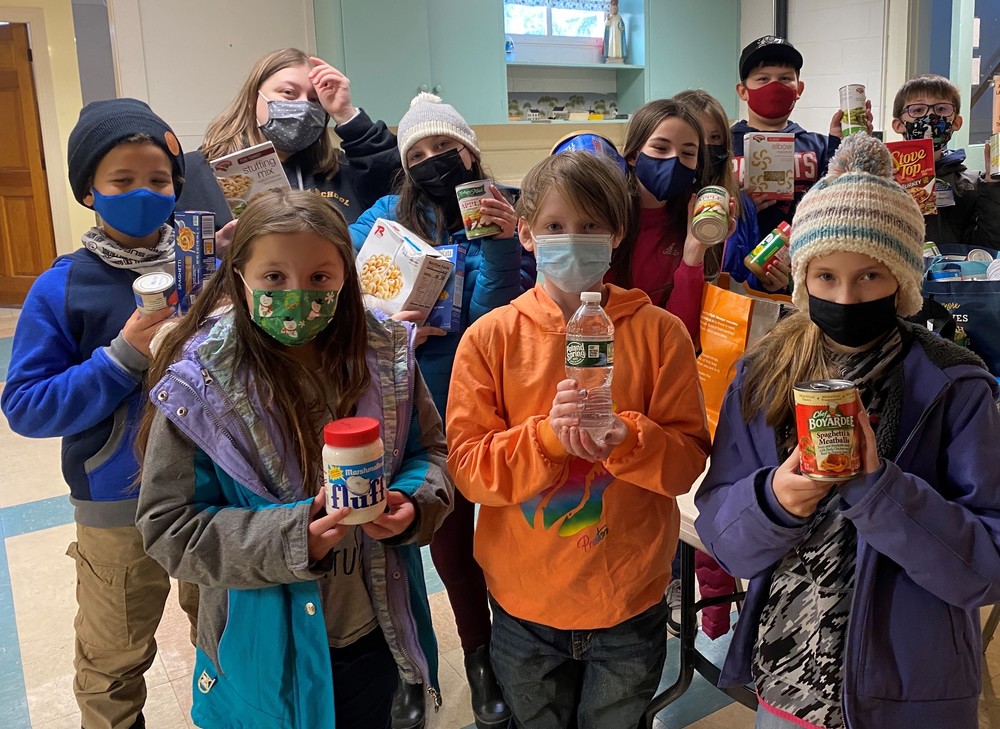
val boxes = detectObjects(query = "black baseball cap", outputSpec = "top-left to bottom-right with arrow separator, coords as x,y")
739,36 -> 803,81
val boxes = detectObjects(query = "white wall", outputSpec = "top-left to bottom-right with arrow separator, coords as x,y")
72,0 -> 116,104
108,0 -> 316,152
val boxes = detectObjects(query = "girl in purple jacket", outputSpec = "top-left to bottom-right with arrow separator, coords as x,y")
695,133 -> 1000,729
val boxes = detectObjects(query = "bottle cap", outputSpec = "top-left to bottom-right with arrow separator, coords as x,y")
580,291 -> 602,303
777,221 -> 792,236
324,417 -> 381,448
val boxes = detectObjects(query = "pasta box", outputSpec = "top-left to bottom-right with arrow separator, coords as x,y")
173,211 -> 216,313
743,132 -> 794,201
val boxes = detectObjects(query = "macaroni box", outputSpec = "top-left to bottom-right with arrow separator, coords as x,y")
210,142 -> 290,218
426,243 -> 467,332
743,132 -> 795,201
357,219 -> 454,322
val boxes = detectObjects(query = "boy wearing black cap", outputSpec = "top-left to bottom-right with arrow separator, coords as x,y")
731,35 -> 873,289
1,99 -> 184,729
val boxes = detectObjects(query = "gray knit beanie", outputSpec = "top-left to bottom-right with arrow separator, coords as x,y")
397,93 -> 480,162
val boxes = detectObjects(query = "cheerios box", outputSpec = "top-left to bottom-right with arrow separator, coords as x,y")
743,132 -> 794,201
426,243 -> 467,332
357,219 -> 454,323
210,141 -> 290,218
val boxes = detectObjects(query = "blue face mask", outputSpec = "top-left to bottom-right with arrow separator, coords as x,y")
92,188 -> 175,238
634,153 -> 697,202
534,234 -> 613,292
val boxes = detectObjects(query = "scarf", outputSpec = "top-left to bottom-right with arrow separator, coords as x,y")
82,225 -> 175,273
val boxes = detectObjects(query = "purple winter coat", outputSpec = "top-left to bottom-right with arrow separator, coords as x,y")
695,326 -> 1000,729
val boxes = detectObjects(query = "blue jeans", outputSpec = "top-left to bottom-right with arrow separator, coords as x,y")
490,596 -> 668,729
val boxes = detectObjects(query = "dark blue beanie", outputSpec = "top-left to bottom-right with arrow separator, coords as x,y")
67,98 -> 185,205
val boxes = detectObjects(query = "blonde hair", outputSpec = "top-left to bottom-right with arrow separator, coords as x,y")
201,48 -> 341,180
517,152 -> 631,241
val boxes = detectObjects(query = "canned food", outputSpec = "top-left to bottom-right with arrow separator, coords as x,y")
839,84 -> 867,137
987,259 -> 1000,281
691,185 -> 730,244
967,248 -> 996,263
744,222 -> 792,279
133,272 -> 178,316
793,379 -> 862,482
455,180 -> 502,240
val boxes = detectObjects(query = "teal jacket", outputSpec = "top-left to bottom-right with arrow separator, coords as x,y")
137,310 -> 452,728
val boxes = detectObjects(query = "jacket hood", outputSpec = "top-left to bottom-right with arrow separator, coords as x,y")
511,283 -> 653,333
732,120 -> 806,136
936,148 -> 967,173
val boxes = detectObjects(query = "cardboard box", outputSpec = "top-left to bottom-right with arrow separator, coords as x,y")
991,132 -> 1000,180
210,142 -> 290,218
426,243 -> 467,332
743,132 -> 794,201
886,138 -> 937,216
993,77 -> 1000,134
173,211 -> 209,314
357,219 -> 454,322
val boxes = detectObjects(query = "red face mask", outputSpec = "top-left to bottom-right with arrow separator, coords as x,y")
745,81 -> 798,120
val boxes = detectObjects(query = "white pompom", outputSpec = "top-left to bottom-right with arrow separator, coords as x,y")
410,92 -> 442,107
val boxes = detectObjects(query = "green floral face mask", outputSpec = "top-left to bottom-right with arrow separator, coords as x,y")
241,275 -> 339,346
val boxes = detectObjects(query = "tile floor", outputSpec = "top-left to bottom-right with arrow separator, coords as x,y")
1,303 -> 999,729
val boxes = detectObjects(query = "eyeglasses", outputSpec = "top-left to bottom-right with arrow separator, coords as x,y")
903,103 -> 957,118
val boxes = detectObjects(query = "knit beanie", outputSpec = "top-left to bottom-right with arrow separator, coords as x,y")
397,92 -> 480,163
789,133 -> 924,317
67,98 -> 185,205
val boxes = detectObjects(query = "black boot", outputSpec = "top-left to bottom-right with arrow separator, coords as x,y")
391,680 -> 426,729
464,646 -> 510,729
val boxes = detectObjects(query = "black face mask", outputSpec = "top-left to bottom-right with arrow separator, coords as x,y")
408,147 -> 477,199
707,144 -> 730,179
808,293 -> 899,348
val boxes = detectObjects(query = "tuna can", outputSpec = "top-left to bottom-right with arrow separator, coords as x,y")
133,272 -> 178,316
967,248 -> 996,263
793,379 -> 863,482
455,180 -> 502,240
839,84 -> 867,137
691,185 -> 731,244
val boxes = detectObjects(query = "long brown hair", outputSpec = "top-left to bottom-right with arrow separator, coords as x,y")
740,311 -> 833,428
136,189 -> 370,494
200,48 -> 341,180
611,98 -> 709,287
394,150 -> 490,243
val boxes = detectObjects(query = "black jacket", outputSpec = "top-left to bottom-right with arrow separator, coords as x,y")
927,149 -> 1000,246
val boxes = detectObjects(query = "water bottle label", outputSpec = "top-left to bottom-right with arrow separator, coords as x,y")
566,339 -> 614,367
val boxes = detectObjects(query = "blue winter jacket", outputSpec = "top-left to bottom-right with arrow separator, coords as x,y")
350,195 -> 535,416
695,324 -> 1000,729
720,191 -> 772,292
137,310 -> 453,729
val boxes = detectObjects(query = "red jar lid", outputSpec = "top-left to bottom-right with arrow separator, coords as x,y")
323,417 -> 381,448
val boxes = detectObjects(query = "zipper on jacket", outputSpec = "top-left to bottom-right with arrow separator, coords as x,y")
166,373 -> 242,456
199,368 -> 271,484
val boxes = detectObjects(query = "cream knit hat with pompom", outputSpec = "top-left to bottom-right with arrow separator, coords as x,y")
789,132 -> 925,317
396,92 -> 480,163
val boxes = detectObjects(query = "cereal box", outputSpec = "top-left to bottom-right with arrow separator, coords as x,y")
886,138 -> 937,216
210,142 -> 290,218
743,132 -> 794,201
993,76 -> 1000,134
990,132 -> 1000,180
174,211 -> 216,313
356,219 -> 454,323
426,243 -> 467,332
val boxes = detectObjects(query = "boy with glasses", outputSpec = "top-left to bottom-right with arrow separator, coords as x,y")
892,74 -> 1000,245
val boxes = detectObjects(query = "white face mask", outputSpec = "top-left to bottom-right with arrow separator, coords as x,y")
533,234 -> 613,292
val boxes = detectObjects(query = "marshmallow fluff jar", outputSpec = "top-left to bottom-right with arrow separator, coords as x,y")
322,417 -> 387,524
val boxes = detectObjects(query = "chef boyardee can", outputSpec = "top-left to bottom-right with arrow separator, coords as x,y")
133,272 -> 178,316
793,379 -> 862,482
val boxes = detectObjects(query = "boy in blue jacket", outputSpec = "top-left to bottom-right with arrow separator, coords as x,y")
1,99 -> 183,729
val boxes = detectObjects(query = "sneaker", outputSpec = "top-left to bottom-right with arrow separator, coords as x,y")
665,578 -> 681,636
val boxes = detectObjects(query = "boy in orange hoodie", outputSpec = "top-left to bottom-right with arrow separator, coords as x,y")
446,151 -> 711,729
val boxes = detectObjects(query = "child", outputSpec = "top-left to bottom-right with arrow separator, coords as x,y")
732,35 -> 873,274
350,92 -> 532,729
607,98 -> 732,343
135,190 -> 452,729
695,134 -> 1000,729
446,151 -> 711,728
891,73 -> 1000,246
0,98 -> 184,729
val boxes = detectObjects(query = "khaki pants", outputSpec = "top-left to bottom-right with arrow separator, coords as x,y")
67,524 -> 170,729
176,579 -> 199,645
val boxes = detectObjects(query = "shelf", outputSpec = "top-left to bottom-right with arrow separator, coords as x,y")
506,61 -> 643,71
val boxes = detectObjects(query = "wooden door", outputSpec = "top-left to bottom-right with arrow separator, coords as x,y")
0,23 -> 56,305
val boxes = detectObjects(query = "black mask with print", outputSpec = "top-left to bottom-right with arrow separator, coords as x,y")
408,148 -> 477,199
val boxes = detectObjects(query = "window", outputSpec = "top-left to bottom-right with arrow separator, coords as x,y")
504,1 -> 607,39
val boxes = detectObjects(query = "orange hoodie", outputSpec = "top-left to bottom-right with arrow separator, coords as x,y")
446,284 -> 710,629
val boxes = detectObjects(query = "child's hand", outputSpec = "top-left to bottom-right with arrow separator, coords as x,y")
122,306 -> 176,358
216,219 -> 237,257
855,397 -> 880,475
772,449 -> 835,518
361,490 -> 416,541
683,193 -> 738,265
391,310 -> 446,347
549,379 -> 624,461
759,260 -> 790,292
481,185 -> 518,240
308,489 -> 352,563
828,100 -> 874,139
748,191 -> 778,212
308,56 -> 356,125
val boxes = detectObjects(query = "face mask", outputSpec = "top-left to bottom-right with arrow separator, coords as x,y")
408,147 -> 477,198
258,93 -> 329,154
534,234 -> 613,292
634,153 -> 697,202
808,292 -> 898,348
241,274 -> 339,346
745,81 -> 798,120
902,114 -> 954,151
706,144 -> 730,180
92,188 -> 175,238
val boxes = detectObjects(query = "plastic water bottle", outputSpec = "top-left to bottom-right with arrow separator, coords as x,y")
565,291 -> 615,441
